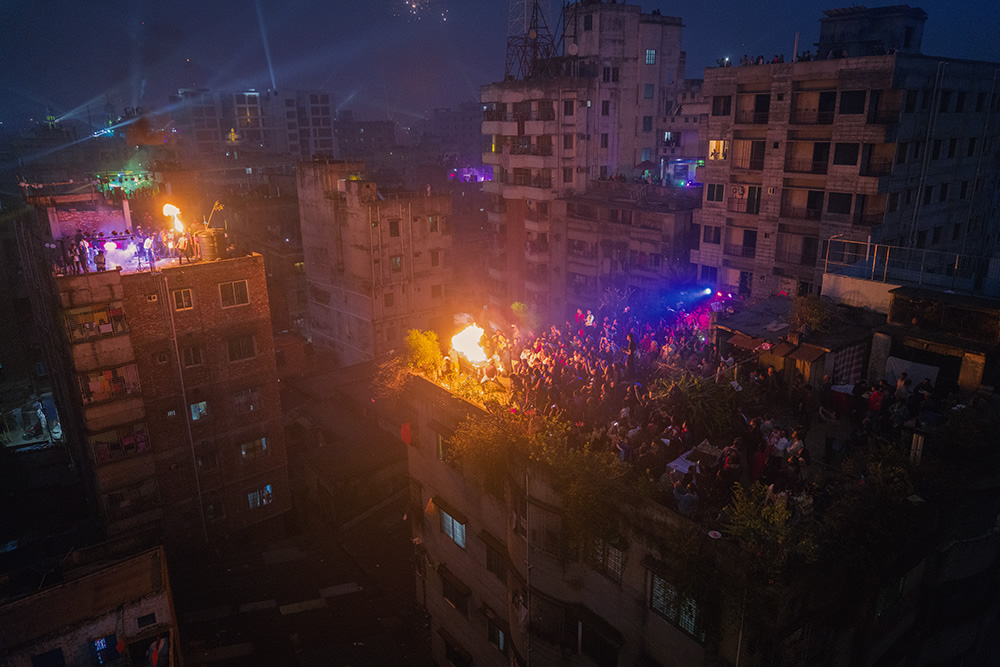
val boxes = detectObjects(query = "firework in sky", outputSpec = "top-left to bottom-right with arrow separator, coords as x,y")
394,0 -> 449,22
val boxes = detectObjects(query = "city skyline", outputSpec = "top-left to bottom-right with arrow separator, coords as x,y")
2,0 -> 999,131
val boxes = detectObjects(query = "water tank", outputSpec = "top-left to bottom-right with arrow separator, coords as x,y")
197,229 -> 227,261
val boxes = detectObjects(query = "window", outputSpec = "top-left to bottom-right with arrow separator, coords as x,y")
702,226 -> 721,244
642,116 -> 653,132
923,186 -> 933,205
645,49 -> 656,65
603,66 -> 611,82
953,223 -> 962,240
600,133 -> 608,148
486,542 -> 507,581
428,215 -> 439,232
712,96 -> 732,116
488,618 -> 507,654
644,83 -> 654,99
563,134 -> 574,150
240,437 -> 268,462
917,230 -> 927,248
905,90 -> 918,113
389,219 -> 400,237
887,192 -> 899,213
137,613 -> 156,628
197,448 -> 217,471
190,401 -> 208,421
383,292 -> 394,308
904,26 -> 914,48
64,301 -> 128,342
31,648 -> 65,667
948,138 -> 957,158
227,334 -> 256,361
182,346 -> 202,367
431,284 -> 442,298
586,537 -> 625,582
827,192 -> 852,215
708,139 -> 729,160
931,139 -> 941,160
612,67 -> 619,82
933,226 -> 942,244
563,167 -> 573,183
436,432 -> 450,460
939,183 -> 949,202
939,90 -> 951,113
219,280 -> 249,307
584,14 -> 592,30
205,499 -> 226,522
601,100 -> 610,116
896,142 -> 907,164
563,100 -> 574,116
442,633 -> 473,666
440,508 -> 466,548
706,184 -> 724,202
247,483 -> 273,509
961,181 -> 969,198
839,90 -> 866,114
390,255 -> 402,273
233,386 -> 260,414
441,569 -> 470,615
833,143 -> 859,165
173,288 -> 193,310
651,572 -> 705,641
968,138 -> 977,157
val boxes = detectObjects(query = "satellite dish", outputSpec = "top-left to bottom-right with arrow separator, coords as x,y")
567,43 -> 579,56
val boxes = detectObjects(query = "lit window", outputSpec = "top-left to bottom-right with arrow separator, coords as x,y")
488,618 -> 507,654
247,483 -> 273,509
440,508 -> 466,548
430,250 -> 440,267
190,401 -> 208,421
219,280 -> 249,307
173,288 -> 193,310
182,346 -> 202,367
708,139 -> 729,160
644,84 -> 654,99
586,537 -> 625,581
240,437 -> 268,462
390,255 -> 402,273
646,49 -> 656,65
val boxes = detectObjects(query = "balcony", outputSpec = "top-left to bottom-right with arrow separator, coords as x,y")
495,174 -> 554,189
509,144 -> 554,157
724,244 -> 757,260
525,240 -> 550,257
732,158 -> 764,171
868,108 -> 901,125
775,250 -> 818,267
854,211 -> 884,226
483,110 -> 556,122
790,110 -> 834,125
860,159 -> 893,177
784,158 -> 828,175
735,109 -> 769,124
727,198 -> 761,215
780,206 -> 823,221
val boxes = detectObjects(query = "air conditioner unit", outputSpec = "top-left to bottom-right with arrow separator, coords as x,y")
146,294 -> 158,302
730,186 -> 738,195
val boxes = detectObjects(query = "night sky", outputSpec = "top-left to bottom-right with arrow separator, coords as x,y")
1,0 -> 998,131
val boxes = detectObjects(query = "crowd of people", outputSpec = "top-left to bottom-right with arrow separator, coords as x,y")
55,213 -> 203,276
460,298 -> 812,518
718,43 -> 899,68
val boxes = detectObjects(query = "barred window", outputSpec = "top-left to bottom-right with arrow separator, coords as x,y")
65,302 -> 127,342
173,288 -> 193,310
441,509 -> 466,548
219,280 -> 249,307
78,364 -> 140,404
650,572 -> 705,641
586,537 -> 624,582
247,483 -> 273,509
104,479 -> 158,521
233,387 -> 261,414
182,346 -> 202,367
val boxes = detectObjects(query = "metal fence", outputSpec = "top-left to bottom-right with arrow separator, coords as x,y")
824,239 -> 990,292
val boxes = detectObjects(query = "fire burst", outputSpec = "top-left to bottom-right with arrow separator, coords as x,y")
451,324 -> 486,363
394,0 -> 449,22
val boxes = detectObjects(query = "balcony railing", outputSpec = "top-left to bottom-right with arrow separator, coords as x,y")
790,110 -> 834,125
724,244 -> 757,259
732,158 -> 764,171
775,250 -> 818,267
735,109 -> 769,124
495,174 -> 553,189
526,240 -> 550,254
509,144 -> 554,157
825,239 -> 990,292
780,206 -> 823,221
784,158 -> 828,175
859,159 -> 892,177
483,110 -> 556,122
727,198 -> 761,214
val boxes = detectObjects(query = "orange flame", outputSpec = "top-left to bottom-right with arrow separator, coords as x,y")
451,324 -> 487,363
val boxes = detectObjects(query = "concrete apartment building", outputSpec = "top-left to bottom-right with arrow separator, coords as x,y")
297,161 -> 455,365
0,547 -> 179,667
482,1 -> 687,320
17,194 -> 289,551
168,87 -> 334,160
691,5 -> 1000,300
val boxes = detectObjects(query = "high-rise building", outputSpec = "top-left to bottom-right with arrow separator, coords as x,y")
17,191 -> 290,551
297,161 -> 455,365
168,88 -> 334,160
482,1 -> 689,321
691,6 -> 1000,300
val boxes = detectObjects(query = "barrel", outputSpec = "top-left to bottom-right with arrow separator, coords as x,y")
197,229 -> 227,261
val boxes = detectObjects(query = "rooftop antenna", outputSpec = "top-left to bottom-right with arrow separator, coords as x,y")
505,0 -> 557,80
